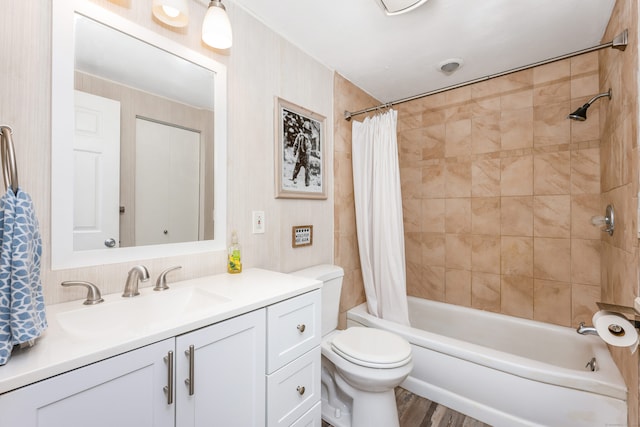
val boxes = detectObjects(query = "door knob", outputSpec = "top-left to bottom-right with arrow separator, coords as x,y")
104,238 -> 116,248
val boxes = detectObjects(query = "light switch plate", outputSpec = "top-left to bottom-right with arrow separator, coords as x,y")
292,225 -> 313,247
252,211 -> 265,234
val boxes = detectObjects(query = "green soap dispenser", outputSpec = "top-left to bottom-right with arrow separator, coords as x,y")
227,231 -> 242,274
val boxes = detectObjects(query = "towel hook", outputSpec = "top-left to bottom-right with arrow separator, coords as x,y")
0,125 -> 19,194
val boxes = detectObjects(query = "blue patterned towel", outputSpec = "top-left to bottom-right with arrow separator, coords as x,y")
0,188 -> 47,365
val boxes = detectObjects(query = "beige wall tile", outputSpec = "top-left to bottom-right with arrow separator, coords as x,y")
571,194 -> 602,239
533,279 -> 571,326
471,197 -> 501,235
500,108 -> 533,150
533,81 -> 571,106
471,115 -> 501,154
571,238 -> 601,285
501,90 -> 533,110
446,234 -> 472,270
418,265 -> 446,301
501,155 -> 533,196
570,51 -> 598,75
471,272 -> 501,312
533,237 -> 571,282
533,59 -> 571,85
405,232 -> 422,266
533,195 -> 571,238
445,161 -> 472,197
420,124 -> 446,160
403,199 -> 421,232
571,147 -> 600,194
445,269 -> 472,307
533,151 -> 571,195
571,73 -> 600,100
422,233 -> 445,267
445,119 -> 472,158
471,235 -> 500,274
400,166 -> 422,199
445,198 -> 471,233
421,199 -> 445,232
533,102 -> 571,146
501,196 -> 533,236
472,158 -> 501,197
501,275 -> 534,319
571,283 -> 600,327
501,236 -> 533,276
422,162 -> 445,198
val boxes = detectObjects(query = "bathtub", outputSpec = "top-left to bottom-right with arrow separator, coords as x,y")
347,296 -> 627,427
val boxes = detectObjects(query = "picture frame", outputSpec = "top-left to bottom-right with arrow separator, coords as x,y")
274,97 -> 327,199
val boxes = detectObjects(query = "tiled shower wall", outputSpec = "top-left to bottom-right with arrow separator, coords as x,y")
397,52 -> 602,327
598,0 -> 639,423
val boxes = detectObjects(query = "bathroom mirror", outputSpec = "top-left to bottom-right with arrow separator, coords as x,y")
52,0 -> 227,269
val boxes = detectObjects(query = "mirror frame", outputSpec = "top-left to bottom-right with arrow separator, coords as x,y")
51,0 -> 227,269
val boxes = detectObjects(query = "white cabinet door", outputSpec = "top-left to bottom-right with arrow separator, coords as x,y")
0,339 -> 174,427
175,309 -> 266,427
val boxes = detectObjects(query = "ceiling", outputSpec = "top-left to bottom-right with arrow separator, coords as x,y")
231,0 -> 616,103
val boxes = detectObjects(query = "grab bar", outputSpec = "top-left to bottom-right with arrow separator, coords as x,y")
0,125 -> 19,193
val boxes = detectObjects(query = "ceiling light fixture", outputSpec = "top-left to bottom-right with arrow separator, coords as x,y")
152,0 -> 189,27
202,0 -> 233,49
438,58 -> 464,75
375,0 -> 429,16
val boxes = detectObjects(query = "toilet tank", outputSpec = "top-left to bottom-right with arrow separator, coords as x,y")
289,264 -> 344,336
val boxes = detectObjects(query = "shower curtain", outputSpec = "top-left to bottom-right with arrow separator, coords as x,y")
352,109 -> 410,326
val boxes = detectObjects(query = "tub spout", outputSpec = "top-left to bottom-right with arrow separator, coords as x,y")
576,322 -> 599,336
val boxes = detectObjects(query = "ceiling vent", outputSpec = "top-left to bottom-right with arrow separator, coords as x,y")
438,58 -> 464,75
375,0 -> 429,16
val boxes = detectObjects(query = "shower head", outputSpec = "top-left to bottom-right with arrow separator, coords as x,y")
567,89 -> 612,121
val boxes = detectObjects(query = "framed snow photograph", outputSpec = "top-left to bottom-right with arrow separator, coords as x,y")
274,97 -> 326,199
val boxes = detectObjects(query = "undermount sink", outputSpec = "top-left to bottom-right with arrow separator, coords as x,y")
56,286 -> 231,339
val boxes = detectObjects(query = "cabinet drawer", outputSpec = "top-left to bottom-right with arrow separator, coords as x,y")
267,347 -> 321,427
267,290 -> 321,373
290,401 -> 321,427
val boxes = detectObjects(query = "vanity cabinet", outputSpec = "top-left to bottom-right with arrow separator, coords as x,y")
266,290 -> 321,427
0,339 -> 176,427
0,288 -> 321,427
0,309 -> 265,427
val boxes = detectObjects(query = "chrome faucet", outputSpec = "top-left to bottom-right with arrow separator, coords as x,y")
122,265 -> 150,297
154,266 -> 182,291
576,322 -> 599,336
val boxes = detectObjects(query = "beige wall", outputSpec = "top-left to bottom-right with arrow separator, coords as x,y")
1,0 -> 334,305
599,0 -> 639,424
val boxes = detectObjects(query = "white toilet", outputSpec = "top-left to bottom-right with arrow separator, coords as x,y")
291,265 -> 413,427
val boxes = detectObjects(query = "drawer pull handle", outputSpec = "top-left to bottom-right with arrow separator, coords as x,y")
163,351 -> 174,405
297,386 -> 306,395
297,324 -> 306,333
185,345 -> 195,396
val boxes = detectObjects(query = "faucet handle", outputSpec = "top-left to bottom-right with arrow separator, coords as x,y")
61,281 -> 104,305
155,266 -> 182,291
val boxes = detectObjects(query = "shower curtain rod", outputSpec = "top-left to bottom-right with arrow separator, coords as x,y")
344,29 -> 628,121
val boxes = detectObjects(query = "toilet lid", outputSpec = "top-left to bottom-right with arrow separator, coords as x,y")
331,327 -> 412,368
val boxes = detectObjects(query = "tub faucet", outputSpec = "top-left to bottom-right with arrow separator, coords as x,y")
576,322 -> 599,336
123,265 -> 150,297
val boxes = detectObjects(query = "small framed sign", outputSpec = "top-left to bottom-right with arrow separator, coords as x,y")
292,225 -> 313,248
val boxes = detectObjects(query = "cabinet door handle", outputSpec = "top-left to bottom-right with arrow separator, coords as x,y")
297,324 -> 306,333
163,351 -> 174,405
296,386 -> 305,395
185,345 -> 195,396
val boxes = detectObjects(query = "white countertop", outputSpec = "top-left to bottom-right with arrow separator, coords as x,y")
0,268 -> 321,394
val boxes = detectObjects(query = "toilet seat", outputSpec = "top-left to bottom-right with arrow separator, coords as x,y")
331,327 -> 412,369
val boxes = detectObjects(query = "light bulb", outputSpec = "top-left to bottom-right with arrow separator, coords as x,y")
162,5 -> 180,18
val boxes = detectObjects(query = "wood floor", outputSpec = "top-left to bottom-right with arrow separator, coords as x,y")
321,387 -> 491,427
